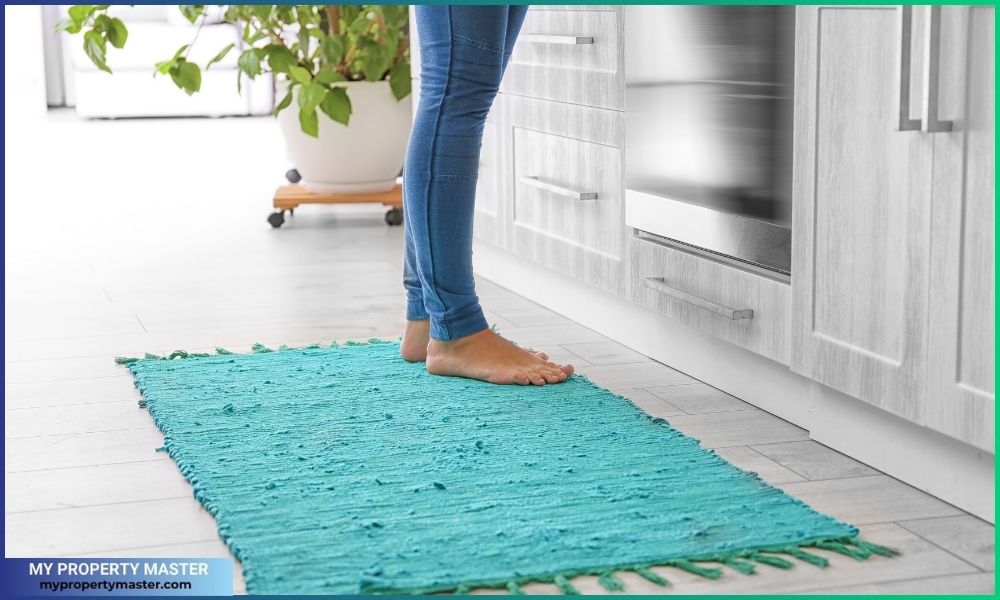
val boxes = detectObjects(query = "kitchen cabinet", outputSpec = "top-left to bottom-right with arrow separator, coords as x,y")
926,5 -> 995,451
501,7 -> 624,110
790,6 -> 994,449
502,95 -> 627,295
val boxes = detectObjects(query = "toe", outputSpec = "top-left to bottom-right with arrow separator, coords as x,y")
527,372 -> 546,386
558,363 -> 575,376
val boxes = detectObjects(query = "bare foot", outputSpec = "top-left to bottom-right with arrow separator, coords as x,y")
400,320 -> 550,363
401,319 -> 431,362
426,328 -> 573,385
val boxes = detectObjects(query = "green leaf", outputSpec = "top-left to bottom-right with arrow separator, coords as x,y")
154,45 -> 188,75
388,62 -> 411,100
83,29 -> 110,73
178,5 -> 204,24
237,48 -> 261,78
205,42 -> 235,70
348,13 -> 371,35
297,81 -> 327,113
319,35 -> 344,65
56,18 -> 83,34
298,107 -> 319,137
169,59 -> 201,95
106,17 -> 127,49
68,5 -> 95,24
287,65 -> 312,85
319,86 -> 351,126
273,88 -> 294,117
361,45 -> 388,81
265,45 -> 297,73
314,65 -> 345,86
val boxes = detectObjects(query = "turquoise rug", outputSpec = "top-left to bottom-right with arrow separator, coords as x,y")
120,341 -> 893,594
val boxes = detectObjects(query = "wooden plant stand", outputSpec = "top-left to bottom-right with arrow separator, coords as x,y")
268,183 -> 403,228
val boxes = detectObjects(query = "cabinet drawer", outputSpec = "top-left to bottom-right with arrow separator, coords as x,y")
512,127 -> 621,257
503,95 -> 626,294
629,235 -> 791,364
503,9 -> 623,109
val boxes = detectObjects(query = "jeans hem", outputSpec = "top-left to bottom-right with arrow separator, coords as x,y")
430,310 -> 489,342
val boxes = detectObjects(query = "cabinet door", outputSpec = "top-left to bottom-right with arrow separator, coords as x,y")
926,6 -> 994,452
790,6 -> 934,422
503,95 -> 627,295
472,99 -> 508,247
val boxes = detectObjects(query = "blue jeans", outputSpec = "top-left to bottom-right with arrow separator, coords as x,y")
403,5 -> 528,341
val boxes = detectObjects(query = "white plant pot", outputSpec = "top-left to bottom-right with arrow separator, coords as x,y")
277,80 -> 412,194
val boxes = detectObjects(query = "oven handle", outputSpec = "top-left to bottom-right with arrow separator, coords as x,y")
895,6 -> 922,131
520,34 -> 594,45
643,277 -> 754,320
519,176 -> 599,200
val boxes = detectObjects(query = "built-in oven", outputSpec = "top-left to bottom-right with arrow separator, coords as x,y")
624,5 -> 795,275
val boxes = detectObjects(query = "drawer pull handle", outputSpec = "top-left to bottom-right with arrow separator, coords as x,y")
519,176 -> 598,200
643,277 -> 754,320
521,34 -> 594,45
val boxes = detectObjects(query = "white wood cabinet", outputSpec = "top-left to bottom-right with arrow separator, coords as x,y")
926,5 -> 995,452
791,6 -> 994,450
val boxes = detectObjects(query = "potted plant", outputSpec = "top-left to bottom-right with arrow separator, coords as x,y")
61,4 -> 412,193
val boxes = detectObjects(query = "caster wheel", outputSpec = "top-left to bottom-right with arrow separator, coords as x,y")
385,207 -> 404,226
267,212 -> 285,228
285,169 -> 301,184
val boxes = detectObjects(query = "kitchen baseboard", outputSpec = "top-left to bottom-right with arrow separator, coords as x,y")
474,241 -> 995,523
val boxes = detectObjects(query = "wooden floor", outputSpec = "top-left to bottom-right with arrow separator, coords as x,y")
4,113 -> 994,595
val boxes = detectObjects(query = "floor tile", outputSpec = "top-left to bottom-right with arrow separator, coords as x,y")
611,388 -> 686,418
5,497 -> 219,556
751,440 -> 880,481
646,383 -> 755,414
713,446 -> 807,485
5,460 -> 190,513
897,515 -> 995,571
666,410 -> 810,448
779,475 -> 965,525
561,341 -> 650,366
577,361 -> 696,390
6,400 -> 153,438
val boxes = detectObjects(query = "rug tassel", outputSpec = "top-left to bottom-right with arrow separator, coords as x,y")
251,343 -> 274,353
670,560 -> 722,580
749,552 -> 793,569
597,571 -> 624,591
215,347 -> 234,355
144,352 -> 162,360
167,350 -> 189,359
553,575 -> 580,595
849,538 -> 898,557
786,547 -> 829,568
114,356 -> 140,364
278,344 -> 290,351
814,540 -> 870,560
633,567 -> 669,586
722,557 -> 756,575
506,581 -> 525,595
330,341 -> 340,348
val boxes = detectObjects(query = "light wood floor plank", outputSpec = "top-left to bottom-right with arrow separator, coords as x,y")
5,497 -> 220,556
6,460 -> 190,513
751,440 -> 881,481
779,475 -> 965,525
666,410 -> 810,449
897,515 -> 995,571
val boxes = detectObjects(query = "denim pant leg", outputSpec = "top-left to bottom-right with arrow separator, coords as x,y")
402,5 -> 527,341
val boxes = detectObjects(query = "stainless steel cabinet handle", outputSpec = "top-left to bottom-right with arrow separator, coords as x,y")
519,176 -> 598,200
920,5 -> 954,132
520,34 -> 594,45
895,6 -> 922,131
643,277 -> 754,320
